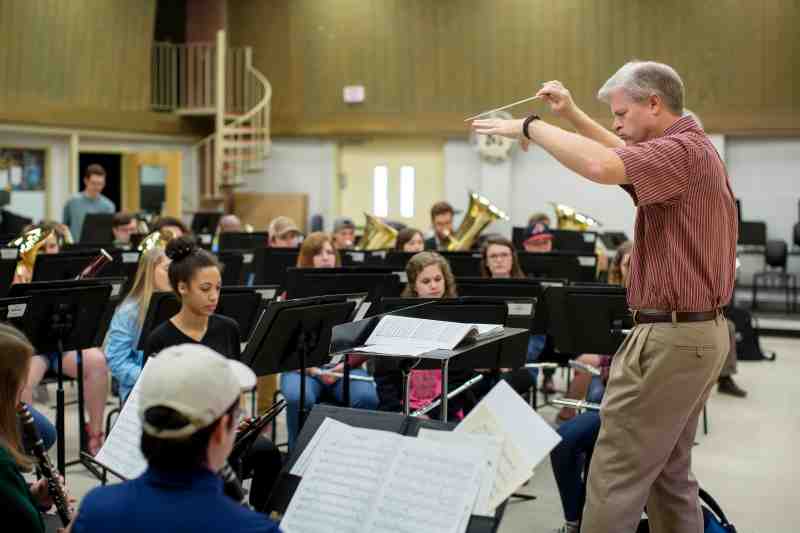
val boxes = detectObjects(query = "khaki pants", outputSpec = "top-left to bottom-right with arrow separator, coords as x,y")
582,317 -> 729,533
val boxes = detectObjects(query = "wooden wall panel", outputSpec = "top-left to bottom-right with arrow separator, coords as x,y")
0,0 -> 204,135
229,0 -> 800,136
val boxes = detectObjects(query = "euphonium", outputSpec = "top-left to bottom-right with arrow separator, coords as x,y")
9,226 -> 53,279
137,228 -> 175,253
446,192 -> 509,251
550,202 -> 602,231
357,213 -> 398,251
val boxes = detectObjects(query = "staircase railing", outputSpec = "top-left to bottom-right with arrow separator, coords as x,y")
153,31 -> 271,203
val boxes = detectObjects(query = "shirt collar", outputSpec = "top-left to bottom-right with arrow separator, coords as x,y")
144,465 -> 222,492
664,115 -> 702,136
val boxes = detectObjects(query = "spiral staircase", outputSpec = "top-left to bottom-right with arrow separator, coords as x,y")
151,30 -> 271,209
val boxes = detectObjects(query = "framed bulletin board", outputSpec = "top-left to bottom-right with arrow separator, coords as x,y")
0,147 -> 47,191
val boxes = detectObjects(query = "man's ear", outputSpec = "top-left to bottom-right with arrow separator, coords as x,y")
648,94 -> 663,115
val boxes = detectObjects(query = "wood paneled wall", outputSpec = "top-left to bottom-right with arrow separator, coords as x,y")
0,0 -> 204,135
229,0 -> 799,136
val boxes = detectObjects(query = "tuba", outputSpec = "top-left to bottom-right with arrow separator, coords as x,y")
8,226 -> 53,281
446,192 -> 509,251
137,228 -> 175,253
550,202 -> 602,231
357,213 -> 398,251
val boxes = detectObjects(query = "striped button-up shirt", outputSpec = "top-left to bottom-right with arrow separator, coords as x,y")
616,115 -> 737,312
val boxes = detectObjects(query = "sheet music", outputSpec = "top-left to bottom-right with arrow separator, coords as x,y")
417,428 -> 502,517
352,344 -> 433,357
94,361 -> 152,480
289,417 -> 344,477
366,315 -> 474,350
281,421 -> 485,533
456,380 -> 562,509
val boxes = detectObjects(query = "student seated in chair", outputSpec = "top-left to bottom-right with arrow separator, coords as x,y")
71,344 -> 281,533
143,236 -> 282,511
104,247 -> 171,402
375,251 -> 472,419
280,232 -> 378,451
16,222 -> 109,456
394,228 -> 425,253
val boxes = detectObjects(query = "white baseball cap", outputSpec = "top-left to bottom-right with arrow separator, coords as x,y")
138,344 -> 256,439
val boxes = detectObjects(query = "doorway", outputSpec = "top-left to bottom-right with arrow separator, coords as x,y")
78,152 -> 122,211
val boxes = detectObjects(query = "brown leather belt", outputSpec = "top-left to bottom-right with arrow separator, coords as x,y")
632,309 -> 720,325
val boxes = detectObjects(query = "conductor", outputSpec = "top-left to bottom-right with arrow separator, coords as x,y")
473,61 -> 736,533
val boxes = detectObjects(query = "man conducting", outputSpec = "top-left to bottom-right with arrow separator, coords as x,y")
473,61 -> 736,532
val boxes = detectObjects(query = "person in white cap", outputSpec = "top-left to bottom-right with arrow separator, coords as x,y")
70,344 -> 281,533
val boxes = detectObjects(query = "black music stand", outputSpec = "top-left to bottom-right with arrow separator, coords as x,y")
215,250 -> 245,285
79,213 -> 115,244
242,296 -> 356,431
13,285 -> 112,477
218,231 -> 269,251
265,404 -> 507,533
253,248 -> 300,287
10,277 -> 127,346
546,285 -> 631,355
332,306 -> 527,422
0,248 -> 17,297
191,212 -> 223,248
32,251 -> 100,282
438,251 -> 483,277
518,251 -> 597,282
285,267 -> 403,302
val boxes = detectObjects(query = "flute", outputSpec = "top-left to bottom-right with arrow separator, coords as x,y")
17,403 -> 72,526
552,398 -> 602,412
411,374 -> 484,417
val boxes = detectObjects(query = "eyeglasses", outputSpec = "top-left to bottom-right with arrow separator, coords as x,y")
487,252 -> 512,261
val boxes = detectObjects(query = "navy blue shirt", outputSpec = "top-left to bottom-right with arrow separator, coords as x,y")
72,466 -> 280,533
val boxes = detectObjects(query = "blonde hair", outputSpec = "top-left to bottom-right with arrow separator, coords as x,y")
297,232 -> 340,268
124,248 -> 168,330
0,324 -> 34,469
401,252 -> 458,298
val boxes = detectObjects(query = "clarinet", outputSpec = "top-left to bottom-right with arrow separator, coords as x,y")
17,403 -> 72,526
75,249 -> 114,280
219,462 -> 246,503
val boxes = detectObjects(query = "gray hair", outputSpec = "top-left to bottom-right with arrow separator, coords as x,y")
597,61 -> 685,115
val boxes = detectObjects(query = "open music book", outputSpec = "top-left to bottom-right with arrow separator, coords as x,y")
93,361 -> 153,480
282,418 -> 488,533
352,315 -> 504,356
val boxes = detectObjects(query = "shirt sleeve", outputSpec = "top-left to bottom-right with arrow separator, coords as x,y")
229,319 -> 242,360
613,135 -> 695,206
104,305 -> 143,400
62,200 -> 71,226
0,461 -> 45,533
143,328 -> 164,361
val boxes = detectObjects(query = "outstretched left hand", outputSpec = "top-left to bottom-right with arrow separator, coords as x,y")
472,118 -> 532,152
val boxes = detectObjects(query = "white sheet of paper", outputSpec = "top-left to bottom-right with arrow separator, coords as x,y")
456,380 -> 561,508
365,315 -> 472,350
281,422 -> 484,533
417,428 -> 502,517
289,417 -> 343,477
94,361 -> 152,480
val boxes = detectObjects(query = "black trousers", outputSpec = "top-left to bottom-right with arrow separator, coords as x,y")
235,435 -> 283,511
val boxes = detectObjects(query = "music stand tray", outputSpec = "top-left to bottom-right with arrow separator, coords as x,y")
265,404 -> 506,533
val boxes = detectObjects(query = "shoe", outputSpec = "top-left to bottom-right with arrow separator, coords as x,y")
553,522 -> 580,533
542,376 -> 558,395
718,376 -> 747,398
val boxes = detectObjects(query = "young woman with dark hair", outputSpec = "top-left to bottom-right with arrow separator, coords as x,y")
394,228 -> 425,253
280,232 -> 378,451
142,236 -> 281,511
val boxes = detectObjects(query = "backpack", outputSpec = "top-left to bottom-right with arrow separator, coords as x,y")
726,305 -> 776,361
636,488 -> 737,532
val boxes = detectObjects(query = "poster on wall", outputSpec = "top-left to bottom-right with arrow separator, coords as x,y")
0,147 -> 46,191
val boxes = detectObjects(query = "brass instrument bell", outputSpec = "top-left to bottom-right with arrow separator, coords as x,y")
137,228 -> 175,253
358,213 -> 398,251
9,226 -> 53,278
446,192 -> 509,251
550,202 -> 602,231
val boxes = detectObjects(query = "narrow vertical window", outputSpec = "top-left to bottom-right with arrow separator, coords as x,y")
373,165 -> 389,217
400,165 -> 415,218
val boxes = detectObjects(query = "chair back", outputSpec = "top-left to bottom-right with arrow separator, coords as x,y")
765,239 -> 788,269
